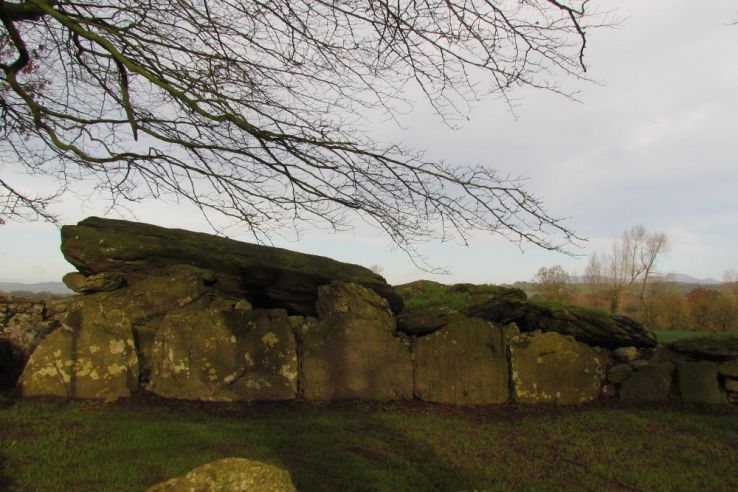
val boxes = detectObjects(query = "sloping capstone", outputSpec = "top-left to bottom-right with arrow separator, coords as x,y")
414,317 -> 509,404
521,304 -> 657,349
147,458 -> 296,492
147,307 -> 298,402
61,216 -> 402,316
509,331 -> 603,404
301,282 -> 413,400
19,303 -> 139,400
668,335 -> 738,361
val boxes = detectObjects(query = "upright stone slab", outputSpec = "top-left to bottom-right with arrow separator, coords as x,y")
19,305 -> 139,400
676,361 -> 725,404
146,307 -> 298,402
415,317 -> 509,404
57,264 -> 226,383
509,331 -> 603,405
301,282 -> 413,400
619,363 -> 674,402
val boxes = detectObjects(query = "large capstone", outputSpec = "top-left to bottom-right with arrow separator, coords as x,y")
668,335 -> 738,361
414,317 -> 509,404
520,303 -> 657,349
301,282 -> 413,400
19,305 -> 139,400
61,216 -> 401,316
509,331 -> 603,405
146,307 -> 298,402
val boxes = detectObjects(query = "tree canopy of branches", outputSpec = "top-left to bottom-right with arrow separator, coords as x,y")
1,0 -> 600,263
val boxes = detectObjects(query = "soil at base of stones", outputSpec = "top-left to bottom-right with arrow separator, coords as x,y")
3,388 -> 735,424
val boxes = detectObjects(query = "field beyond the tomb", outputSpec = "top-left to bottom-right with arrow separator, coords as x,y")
0,395 -> 736,491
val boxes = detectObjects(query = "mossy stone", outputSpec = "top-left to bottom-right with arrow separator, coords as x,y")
19,305 -> 139,401
415,317 -> 509,404
61,216 -> 401,315
146,307 -> 297,402
676,361 -> 725,404
509,331 -> 603,405
619,363 -> 674,402
147,458 -> 296,491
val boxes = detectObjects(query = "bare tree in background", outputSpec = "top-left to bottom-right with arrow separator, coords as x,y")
0,1 -> 604,263
588,225 -> 669,314
533,264 -> 572,302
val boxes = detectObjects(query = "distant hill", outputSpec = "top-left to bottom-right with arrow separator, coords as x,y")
654,273 -> 722,285
0,281 -> 72,295
569,273 -> 722,285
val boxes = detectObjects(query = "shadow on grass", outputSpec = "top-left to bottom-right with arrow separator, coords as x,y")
130,399 -> 483,491
1,396 -> 737,491
0,453 -> 13,491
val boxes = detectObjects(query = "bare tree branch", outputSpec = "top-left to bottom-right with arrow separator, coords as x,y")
0,0 -> 608,262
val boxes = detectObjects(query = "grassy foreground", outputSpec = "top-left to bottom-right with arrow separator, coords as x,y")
0,395 -> 736,491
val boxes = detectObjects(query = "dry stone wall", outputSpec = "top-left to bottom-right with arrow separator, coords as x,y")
5,217 -> 738,406
0,296 -> 69,387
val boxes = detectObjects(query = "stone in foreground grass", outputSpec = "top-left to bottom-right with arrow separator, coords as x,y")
0,397 -> 736,491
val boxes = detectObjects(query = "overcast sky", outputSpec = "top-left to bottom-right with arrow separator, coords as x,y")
2,0 -> 738,285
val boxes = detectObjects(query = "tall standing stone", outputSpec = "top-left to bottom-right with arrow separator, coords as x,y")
415,317 -> 509,404
301,282 -> 413,400
146,307 -> 298,402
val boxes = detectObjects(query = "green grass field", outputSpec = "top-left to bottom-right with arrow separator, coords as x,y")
1,395 -> 736,491
655,330 -> 713,343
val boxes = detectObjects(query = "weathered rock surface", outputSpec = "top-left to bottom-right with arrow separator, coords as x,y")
607,364 -> 633,385
61,265 -> 227,382
668,335 -> 738,361
718,360 -> 738,379
509,331 -> 603,405
619,363 -> 674,402
396,306 -> 465,336
19,305 -> 139,400
0,300 -> 61,362
62,271 -> 126,294
414,317 -> 509,404
613,346 -> 639,362
61,216 -> 401,316
147,307 -> 298,402
521,304 -> 657,349
676,361 -> 725,404
147,458 -> 296,492
459,285 -> 528,325
301,282 -> 413,400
